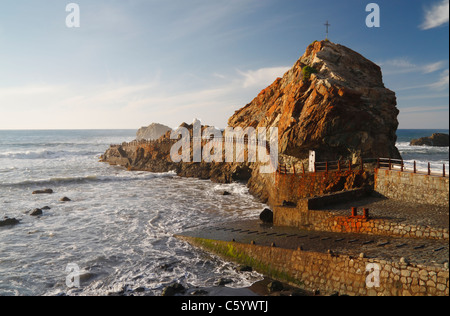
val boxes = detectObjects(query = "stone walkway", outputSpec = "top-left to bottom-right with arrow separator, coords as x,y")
314,196 -> 449,229
178,219 -> 449,268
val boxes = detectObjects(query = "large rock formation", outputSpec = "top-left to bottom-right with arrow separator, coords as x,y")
228,40 -> 401,162
101,40 -> 400,204
136,123 -> 172,141
410,133 -> 449,147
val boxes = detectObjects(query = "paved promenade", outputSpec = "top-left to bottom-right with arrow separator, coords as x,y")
178,219 -> 449,268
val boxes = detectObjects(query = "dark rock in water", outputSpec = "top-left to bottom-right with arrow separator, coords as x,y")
41,206 -> 51,210
32,189 -> 53,195
0,217 -> 20,227
60,197 -> 71,202
267,281 -> 284,293
222,191 -> 232,196
410,133 -> 449,147
216,278 -> 233,286
237,265 -> 253,272
133,287 -> 146,293
259,208 -> 274,224
30,209 -> 43,216
161,283 -> 186,296
283,200 -> 297,207
190,289 -> 209,296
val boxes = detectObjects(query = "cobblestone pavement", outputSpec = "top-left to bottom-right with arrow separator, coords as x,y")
178,220 -> 449,268
314,196 -> 449,229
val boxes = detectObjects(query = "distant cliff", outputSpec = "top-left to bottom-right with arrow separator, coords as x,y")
229,40 -> 401,162
136,123 -> 172,141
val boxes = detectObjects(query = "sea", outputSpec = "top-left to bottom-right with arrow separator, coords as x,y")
0,129 -> 448,296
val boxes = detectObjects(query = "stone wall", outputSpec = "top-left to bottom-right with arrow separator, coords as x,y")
180,237 -> 449,296
375,169 -> 449,207
270,170 -> 372,206
273,205 -> 449,240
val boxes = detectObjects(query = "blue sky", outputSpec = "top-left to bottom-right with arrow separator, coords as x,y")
0,0 -> 448,130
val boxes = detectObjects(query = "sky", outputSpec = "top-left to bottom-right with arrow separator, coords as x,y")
0,0 -> 448,130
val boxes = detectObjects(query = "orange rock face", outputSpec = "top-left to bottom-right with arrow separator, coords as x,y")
228,40 -> 401,161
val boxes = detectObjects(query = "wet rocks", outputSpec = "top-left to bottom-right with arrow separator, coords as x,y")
267,281 -> 284,293
161,283 -> 186,296
32,189 -> 53,195
60,197 -> 71,202
216,278 -> 233,286
237,265 -> 253,272
0,217 -> 20,227
260,208 -> 274,224
30,208 -> 43,216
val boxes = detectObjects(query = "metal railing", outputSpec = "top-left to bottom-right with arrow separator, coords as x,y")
277,157 -> 448,178
376,158 -> 448,178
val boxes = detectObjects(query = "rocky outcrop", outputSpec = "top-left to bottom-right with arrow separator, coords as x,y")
410,133 -> 449,147
102,122 -> 253,184
101,41 -> 400,205
228,40 -> 401,162
136,123 -> 172,141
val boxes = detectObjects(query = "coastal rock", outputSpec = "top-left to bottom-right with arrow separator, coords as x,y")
136,123 -> 172,141
410,133 -> 449,147
101,41 -> 401,206
161,283 -> 186,296
32,189 -> 53,195
0,217 -> 20,227
216,278 -> 233,286
260,208 -> 274,224
60,197 -> 71,202
267,281 -> 284,293
228,40 -> 401,162
30,209 -> 43,216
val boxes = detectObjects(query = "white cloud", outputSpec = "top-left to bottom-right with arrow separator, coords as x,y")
379,58 -> 447,75
420,0 -> 450,30
422,61 -> 447,74
238,67 -> 290,88
429,69 -> 450,90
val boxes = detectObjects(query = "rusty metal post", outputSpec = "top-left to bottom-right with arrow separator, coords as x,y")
401,159 -> 404,172
414,161 -> 417,174
302,163 -> 305,175
293,165 -> 296,176
363,208 -> 370,219
428,163 -> 431,176
377,158 -> 380,169
388,158 -> 392,170
360,157 -> 364,172
444,164 -> 446,177
351,207 -> 357,217
284,164 -> 287,175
